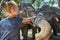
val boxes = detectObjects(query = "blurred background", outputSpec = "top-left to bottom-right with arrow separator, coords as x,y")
0,0 -> 59,19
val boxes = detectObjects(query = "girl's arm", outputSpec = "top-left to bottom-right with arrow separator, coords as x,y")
22,18 -> 32,24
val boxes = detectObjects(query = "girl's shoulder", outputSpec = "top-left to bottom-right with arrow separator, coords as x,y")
0,18 -> 8,22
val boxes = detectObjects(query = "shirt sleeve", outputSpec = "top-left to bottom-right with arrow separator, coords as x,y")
17,16 -> 23,24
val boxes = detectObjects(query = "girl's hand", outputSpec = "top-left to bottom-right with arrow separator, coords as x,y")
22,18 -> 32,24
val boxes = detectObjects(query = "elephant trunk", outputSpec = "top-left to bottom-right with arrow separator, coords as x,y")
35,19 -> 52,40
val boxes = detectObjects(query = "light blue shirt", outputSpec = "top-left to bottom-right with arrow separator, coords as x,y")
0,16 -> 23,40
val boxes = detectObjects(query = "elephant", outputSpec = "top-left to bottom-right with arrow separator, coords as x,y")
31,13 -> 52,40
19,3 -> 36,40
37,5 -> 60,36
19,3 -> 52,40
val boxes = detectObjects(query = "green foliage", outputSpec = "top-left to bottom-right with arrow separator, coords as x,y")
29,0 -> 36,4
48,0 -> 55,6
13,0 -> 24,5
0,0 -> 58,19
13,0 -> 20,4
32,0 -> 44,9
12,0 -> 56,8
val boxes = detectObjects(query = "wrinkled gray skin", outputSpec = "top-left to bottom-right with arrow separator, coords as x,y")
32,13 -> 52,40
19,3 -> 52,40
19,3 -> 36,40
37,5 -> 60,35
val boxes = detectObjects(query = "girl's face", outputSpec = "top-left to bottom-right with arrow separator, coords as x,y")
10,6 -> 19,16
4,6 -> 19,18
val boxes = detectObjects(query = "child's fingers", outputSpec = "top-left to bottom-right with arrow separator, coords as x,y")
26,18 -> 32,20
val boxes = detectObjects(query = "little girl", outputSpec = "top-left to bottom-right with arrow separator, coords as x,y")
0,1 -> 32,40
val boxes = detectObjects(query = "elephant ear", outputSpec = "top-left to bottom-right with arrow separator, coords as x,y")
32,12 -> 44,25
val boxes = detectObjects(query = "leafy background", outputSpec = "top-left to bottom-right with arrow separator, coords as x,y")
0,0 -> 59,20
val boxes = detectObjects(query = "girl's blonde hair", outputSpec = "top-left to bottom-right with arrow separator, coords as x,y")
1,1 -> 18,13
